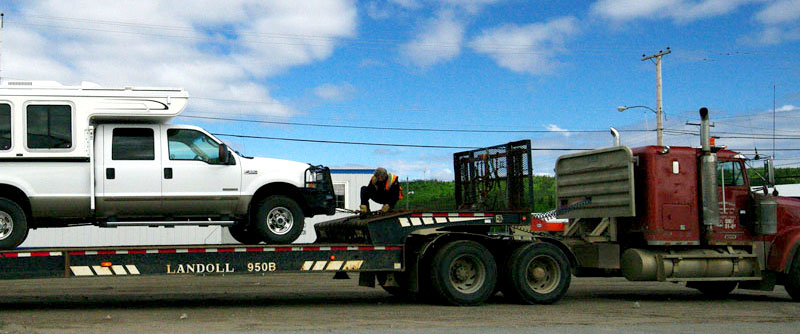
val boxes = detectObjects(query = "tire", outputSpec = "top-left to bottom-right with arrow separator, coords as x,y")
784,252 -> 800,301
252,195 -> 304,244
227,222 -> 262,245
501,242 -> 571,305
689,281 -> 738,298
0,198 -> 29,250
429,240 -> 497,306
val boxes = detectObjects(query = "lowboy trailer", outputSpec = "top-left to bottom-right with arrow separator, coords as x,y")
1,141 -> 564,306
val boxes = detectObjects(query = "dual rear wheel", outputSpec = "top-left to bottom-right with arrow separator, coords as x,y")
418,240 -> 571,306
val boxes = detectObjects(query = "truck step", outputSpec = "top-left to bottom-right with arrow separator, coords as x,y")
101,220 -> 236,227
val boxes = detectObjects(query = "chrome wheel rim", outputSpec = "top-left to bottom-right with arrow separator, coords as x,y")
526,255 -> 560,294
266,207 -> 293,235
449,254 -> 486,294
0,211 -> 13,241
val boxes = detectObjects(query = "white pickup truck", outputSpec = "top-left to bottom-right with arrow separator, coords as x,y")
0,80 -> 335,249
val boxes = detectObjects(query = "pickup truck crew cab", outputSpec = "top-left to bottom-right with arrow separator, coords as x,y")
0,80 -> 335,249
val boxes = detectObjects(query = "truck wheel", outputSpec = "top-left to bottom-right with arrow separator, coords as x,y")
228,222 -> 262,245
429,240 -> 497,306
0,199 -> 29,250
501,242 -> 571,304
689,281 -> 738,297
785,253 -> 800,301
252,196 -> 304,244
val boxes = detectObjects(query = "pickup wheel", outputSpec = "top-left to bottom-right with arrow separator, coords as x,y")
228,222 -> 262,245
429,240 -> 497,306
0,198 -> 29,250
785,252 -> 800,301
501,242 -> 571,304
252,196 -> 304,244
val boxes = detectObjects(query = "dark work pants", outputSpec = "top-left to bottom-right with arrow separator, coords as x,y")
360,186 -> 398,209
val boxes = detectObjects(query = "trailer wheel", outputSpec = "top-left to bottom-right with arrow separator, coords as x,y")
688,281 -> 738,297
228,222 -> 262,245
429,240 -> 497,306
252,196 -> 304,244
785,252 -> 800,301
501,242 -> 571,304
0,198 -> 28,250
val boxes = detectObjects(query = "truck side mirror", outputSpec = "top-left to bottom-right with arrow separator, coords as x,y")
219,143 -> 231,165
764,158 -> 775,187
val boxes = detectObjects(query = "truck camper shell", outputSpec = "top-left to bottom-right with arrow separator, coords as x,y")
0,80 -> 188,159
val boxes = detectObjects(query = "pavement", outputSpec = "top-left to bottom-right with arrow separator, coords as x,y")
0,274 -> 797,334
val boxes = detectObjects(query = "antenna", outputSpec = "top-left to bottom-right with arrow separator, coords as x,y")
773,84 -> 776,160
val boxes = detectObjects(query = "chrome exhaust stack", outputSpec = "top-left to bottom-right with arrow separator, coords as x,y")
610,127 -> 620,146
699,107 -> 719,243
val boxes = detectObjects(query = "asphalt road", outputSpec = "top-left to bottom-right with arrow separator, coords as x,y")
0,274 -> 798,334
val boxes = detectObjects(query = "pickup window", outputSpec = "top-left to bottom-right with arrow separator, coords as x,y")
26,104 -> 72,149
168,129 -> 222,163
112,128 -> 155,160
0,104 -> 9,150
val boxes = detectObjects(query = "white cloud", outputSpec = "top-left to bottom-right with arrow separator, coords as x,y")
469,16 -> 580,75
442,0 -> 505,14
314,83 -> 358,102
390,0 -> 422,9
756,0 -> 800,25
743,0 -> 800,45
3,0 -> 357,118
547,124 -> 571,137
591,0 -> 758,23
400,10 -> 465,68
383,159 -> 452,180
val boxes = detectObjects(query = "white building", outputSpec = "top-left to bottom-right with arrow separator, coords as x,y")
21,169 -> 377,248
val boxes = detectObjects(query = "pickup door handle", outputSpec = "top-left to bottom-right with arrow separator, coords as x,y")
106,168 -> 115,179
164,167 -> 173,179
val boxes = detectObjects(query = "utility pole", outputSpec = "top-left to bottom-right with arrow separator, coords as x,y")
642,47 -> 670,146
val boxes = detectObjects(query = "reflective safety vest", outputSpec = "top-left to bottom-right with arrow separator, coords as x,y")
371,173 -> 403,200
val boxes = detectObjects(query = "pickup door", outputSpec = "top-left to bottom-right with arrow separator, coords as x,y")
160,125 -> 241,217
98,124 -> 241,218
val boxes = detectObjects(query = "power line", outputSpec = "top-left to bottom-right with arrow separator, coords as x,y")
212,133 -> 593,151
183,114 -> 653,134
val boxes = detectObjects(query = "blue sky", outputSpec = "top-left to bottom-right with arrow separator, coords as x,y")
1,0 -> 799,179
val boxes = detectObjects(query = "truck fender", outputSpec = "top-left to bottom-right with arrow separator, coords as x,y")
0,183 -> 33,218
767,226 -> 800,273
534,236 -> 580,273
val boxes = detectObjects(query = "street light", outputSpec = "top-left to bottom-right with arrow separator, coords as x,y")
617,105 -> 664,146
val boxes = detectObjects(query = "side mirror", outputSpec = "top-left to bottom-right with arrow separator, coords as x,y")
219,144 -> 232,165
764,158 -> 775,187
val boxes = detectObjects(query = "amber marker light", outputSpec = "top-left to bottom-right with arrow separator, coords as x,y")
100,262 -> 113,267
329,255 -> 336,261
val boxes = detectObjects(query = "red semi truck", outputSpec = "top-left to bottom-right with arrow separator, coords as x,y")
541,107 -> 799,299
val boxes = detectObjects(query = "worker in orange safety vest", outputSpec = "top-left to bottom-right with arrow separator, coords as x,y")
359,167 -> 402,215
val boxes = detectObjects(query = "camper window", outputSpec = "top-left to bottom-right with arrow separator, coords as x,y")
112,128 -> 155,160
26,105 -> 72,149
0,104 -> 10,150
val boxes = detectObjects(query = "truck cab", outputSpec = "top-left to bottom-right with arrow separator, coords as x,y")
0,80 -> 335,249
552,108 -> 800,301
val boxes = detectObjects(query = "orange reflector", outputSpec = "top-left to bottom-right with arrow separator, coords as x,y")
710,137 -> 715,146
329,255 -> 336,260
100,262 -> 113,267
522,216 -> 527,221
